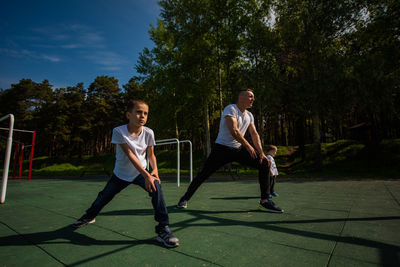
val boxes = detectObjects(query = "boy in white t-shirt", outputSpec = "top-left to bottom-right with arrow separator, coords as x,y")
72,100 -> 179,248
266,145 -> 279,198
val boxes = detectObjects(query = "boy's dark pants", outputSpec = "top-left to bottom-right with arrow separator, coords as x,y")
270,176 -> 276,193
84,174 -> 169,226
181,143 -> 271,201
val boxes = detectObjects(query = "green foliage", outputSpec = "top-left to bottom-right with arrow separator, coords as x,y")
1,0 -> 399,169
5,139 -> 397,178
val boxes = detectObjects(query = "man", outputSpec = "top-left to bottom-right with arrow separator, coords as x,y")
177,89 -> 283,213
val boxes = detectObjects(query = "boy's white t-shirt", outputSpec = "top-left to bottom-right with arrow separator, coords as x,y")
215,104 -> 254,149
266,155 -> 279,176
111,125 -> 155,182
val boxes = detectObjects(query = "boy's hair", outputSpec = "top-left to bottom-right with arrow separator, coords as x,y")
127,99 -> 148,112
266,145 -> 278,153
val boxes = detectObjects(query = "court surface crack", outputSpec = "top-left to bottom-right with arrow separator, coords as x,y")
383,181 -> 400,207
325,190 -> 354,267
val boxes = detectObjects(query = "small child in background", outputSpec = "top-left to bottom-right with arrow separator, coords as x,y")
266,145 -> 279,198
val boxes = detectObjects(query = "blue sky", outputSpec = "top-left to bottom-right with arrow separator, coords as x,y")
0,0 -> 160,90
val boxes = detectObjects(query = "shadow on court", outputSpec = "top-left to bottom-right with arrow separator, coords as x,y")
100,206 -> 400,266
0,224 -> 155,247
171,210 -> 400,267
0,178 -> 399,266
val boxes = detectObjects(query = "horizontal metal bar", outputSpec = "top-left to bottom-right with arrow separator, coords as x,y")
0,127 -> 35,133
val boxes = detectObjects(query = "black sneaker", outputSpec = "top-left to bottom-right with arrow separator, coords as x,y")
177,198 -> 188,209
258,200 -> 284,213
156,225 -> 179,248
72,215 -> 96,228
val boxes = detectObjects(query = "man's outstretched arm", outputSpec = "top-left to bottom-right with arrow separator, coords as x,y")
248,124 -> 269,164
225,116 -> 257,158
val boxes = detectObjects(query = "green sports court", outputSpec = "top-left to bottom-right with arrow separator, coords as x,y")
1,0 -> 399,266
1,176 -> 399,266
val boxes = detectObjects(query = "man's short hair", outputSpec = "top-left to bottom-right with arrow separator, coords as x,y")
127,99 -> 148,112
238,88 -> 254,97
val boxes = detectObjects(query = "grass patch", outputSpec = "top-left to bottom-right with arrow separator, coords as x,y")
283,139 -> 400,178
3,139 -> 399,179
34,163 -> 84,176
5,154 -> 115,177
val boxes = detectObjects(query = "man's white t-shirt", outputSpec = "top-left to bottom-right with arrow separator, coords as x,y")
111,125 -> 155,182
266,155 -> 279,176
215,104 -> 254,149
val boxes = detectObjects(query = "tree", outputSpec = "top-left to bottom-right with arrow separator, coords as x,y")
136,0 -> 217,155
273,0 -> 371,170
48,83 -> 87,156
86,76 -> 123,154
0,79 -> 53,155
344,0 -> 400,141
242,0 -> 278,145
137,0 -> 255,156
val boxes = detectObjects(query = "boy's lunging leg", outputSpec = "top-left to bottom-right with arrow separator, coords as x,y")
133,175 -> 179,248
133,176 -> 169,226
151,181 -> 180,247
151,181 -> 169,226
86,175 -> 129,218
72,175 -> 129,227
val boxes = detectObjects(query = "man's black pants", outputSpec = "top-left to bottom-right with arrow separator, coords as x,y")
181,143 -> 271,201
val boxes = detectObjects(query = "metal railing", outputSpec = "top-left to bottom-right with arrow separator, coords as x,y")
1,114 -> 14,204
153,138 -> 193,187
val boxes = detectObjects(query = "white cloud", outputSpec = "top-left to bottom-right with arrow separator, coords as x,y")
84,51 -> 129,70
60,44 -> 81,49
4,23 -> 127,69
30,24 -> 105,49
0,47 -> 61,62
0,48 -> 23,58
41,55 -> 61,62
81,32 -> 104,45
